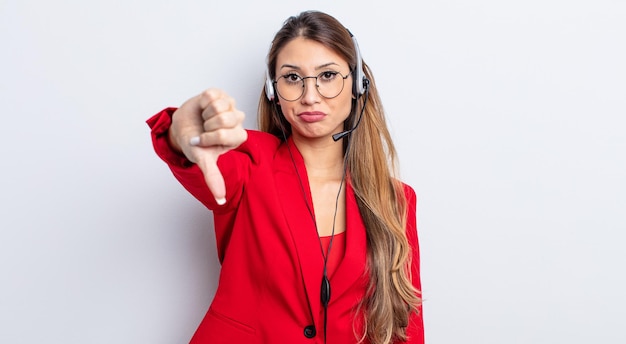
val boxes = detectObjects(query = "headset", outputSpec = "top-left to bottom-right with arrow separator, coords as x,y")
265,31 -> 368,102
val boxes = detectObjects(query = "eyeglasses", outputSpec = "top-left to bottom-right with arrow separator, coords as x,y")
274,71 -> 351,102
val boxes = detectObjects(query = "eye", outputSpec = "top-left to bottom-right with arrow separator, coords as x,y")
319,71 -> 339,83
282,73 -> 302,84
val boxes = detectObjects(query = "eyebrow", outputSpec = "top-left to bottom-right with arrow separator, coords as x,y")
279,62 -> 341,71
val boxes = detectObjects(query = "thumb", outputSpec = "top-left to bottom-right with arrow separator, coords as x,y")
196,152 -> 227,205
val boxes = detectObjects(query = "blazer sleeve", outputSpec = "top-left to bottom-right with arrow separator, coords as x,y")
146,107 -> 272,214
148,108 -> 283,262
404,184 -> 425,344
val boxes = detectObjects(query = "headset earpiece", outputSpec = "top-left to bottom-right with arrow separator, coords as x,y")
265,41 -> 276,102
349,32 -> 368,97
265,67 -> 275,101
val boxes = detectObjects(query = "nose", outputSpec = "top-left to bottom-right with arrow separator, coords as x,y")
300,76 -> 321,104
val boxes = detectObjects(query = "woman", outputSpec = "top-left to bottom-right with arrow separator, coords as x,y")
147,10 -> 423,344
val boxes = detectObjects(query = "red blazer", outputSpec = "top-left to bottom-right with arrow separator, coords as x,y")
148,108 -> 424,344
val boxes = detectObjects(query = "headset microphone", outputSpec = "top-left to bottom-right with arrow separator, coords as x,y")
332,79 -> 369,141
331,32 -> 369,142
332,130 -> 351,142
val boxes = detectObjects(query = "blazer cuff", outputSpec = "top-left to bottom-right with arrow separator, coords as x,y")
146,107 -> 194,168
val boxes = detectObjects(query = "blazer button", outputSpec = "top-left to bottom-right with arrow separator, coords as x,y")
303,325 -> 316,338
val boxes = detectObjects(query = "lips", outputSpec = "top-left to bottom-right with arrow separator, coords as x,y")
298,111 -> 326,123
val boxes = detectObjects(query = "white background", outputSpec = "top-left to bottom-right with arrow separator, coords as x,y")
1,0 -> 625,343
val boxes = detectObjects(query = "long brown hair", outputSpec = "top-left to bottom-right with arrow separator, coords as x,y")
258,11 -> 421,344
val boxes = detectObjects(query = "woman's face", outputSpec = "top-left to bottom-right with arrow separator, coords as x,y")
274,37 -> 353,142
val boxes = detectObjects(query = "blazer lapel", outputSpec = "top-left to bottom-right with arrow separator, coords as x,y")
273,139 -> 369,321
328,181 -> 368,304
274,139 -> 325,325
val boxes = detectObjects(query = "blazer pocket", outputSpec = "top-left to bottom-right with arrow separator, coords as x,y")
207,306 -> 256,336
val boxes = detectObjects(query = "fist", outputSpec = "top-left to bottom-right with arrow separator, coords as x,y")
170,88 -> 247,204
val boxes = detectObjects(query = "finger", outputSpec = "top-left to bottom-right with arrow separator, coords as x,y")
196,153 -> 227,205
171,102 -> 206,156
197,88 -> 226,109
201,97 -> 236,121
203,109 -> 245,132
192,128 -> 248,148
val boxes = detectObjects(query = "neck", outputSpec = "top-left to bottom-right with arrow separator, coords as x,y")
292,135 -> 345,180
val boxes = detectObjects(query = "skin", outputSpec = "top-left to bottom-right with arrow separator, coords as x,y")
168,89 -> 247,205
169,37 -> 352,236
274,37 -> 352,235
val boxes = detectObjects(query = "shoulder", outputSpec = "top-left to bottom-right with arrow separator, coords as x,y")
232,130 -> 281,164
399,181 -> 417,207
399,181 -> 418,235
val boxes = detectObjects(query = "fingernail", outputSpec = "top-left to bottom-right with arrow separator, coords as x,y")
215,197 -> 226,205
190,136 -> 200,146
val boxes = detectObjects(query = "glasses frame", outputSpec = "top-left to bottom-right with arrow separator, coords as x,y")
273,70 -> 352,102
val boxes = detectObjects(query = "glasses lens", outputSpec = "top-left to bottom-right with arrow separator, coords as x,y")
275,74 -> 304,101
275,72 -> 346,101
317,71 -> 345,99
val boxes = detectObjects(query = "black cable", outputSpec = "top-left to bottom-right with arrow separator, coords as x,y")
270,87 -> 365,343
